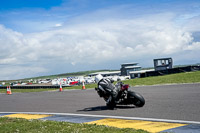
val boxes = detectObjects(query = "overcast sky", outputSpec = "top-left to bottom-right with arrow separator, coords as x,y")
0,0 -> 200,80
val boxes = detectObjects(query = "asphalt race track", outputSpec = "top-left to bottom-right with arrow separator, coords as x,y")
0,83 -> 200,122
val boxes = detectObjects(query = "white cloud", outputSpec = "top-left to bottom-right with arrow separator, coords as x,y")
1,9 -> 200,79
0,66 -> 48,80
55,23 -> 62,27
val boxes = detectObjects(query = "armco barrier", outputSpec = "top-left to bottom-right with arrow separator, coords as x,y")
146,65 -> 200,77
0,85 -> 60,89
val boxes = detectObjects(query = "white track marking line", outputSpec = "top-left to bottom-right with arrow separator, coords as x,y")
0,112 -> 200,124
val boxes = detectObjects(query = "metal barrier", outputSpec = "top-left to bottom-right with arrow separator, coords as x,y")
0,85 -> 60,89
145,65 -> 200,77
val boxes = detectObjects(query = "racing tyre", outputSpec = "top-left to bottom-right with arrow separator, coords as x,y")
128,91 -> 145,107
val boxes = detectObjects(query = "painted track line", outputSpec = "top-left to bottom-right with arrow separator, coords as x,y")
1,112 -> 200,133
1,112 -> 200,124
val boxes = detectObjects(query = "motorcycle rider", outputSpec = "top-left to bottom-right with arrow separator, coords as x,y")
95,74 -> 118,108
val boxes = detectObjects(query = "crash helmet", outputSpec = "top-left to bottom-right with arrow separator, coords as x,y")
95,74 -> 103,83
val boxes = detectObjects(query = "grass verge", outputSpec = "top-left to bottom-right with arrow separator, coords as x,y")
0,88 -> 58,93
123,71 -> 200,86
0,117 -> 148,133
72,71 -> 200,89
1,71 -> 200,93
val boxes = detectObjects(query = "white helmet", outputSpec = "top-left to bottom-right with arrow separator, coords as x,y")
95,74 -> 103,83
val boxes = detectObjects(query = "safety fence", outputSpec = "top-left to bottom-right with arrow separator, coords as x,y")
0,85 -> 60,89
141,65 -> 200,78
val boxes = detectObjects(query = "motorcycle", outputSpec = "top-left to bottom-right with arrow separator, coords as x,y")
95,82 -> 145,108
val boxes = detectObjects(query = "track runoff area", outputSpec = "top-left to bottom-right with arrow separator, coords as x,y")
1,112 -> 200,133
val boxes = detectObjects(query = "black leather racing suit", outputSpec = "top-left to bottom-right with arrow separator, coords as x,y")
98,78 -> 118,105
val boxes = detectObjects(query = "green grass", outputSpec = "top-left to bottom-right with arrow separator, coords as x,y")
123,71 -> 200,86
0,117 -> 148,133
0,70 -> 116,86
0,88 -> 58,93
23,69 -> 117,80
69,71 -> 200,89
1,71 -> 200,93
71,83 -> 98,89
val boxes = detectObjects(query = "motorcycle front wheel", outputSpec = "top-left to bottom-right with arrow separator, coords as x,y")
128,91 -> 145,107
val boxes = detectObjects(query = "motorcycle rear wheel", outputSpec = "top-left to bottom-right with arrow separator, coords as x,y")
128,91 -> 145,107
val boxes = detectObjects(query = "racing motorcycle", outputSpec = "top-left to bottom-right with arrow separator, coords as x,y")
95,82 -> 145,108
